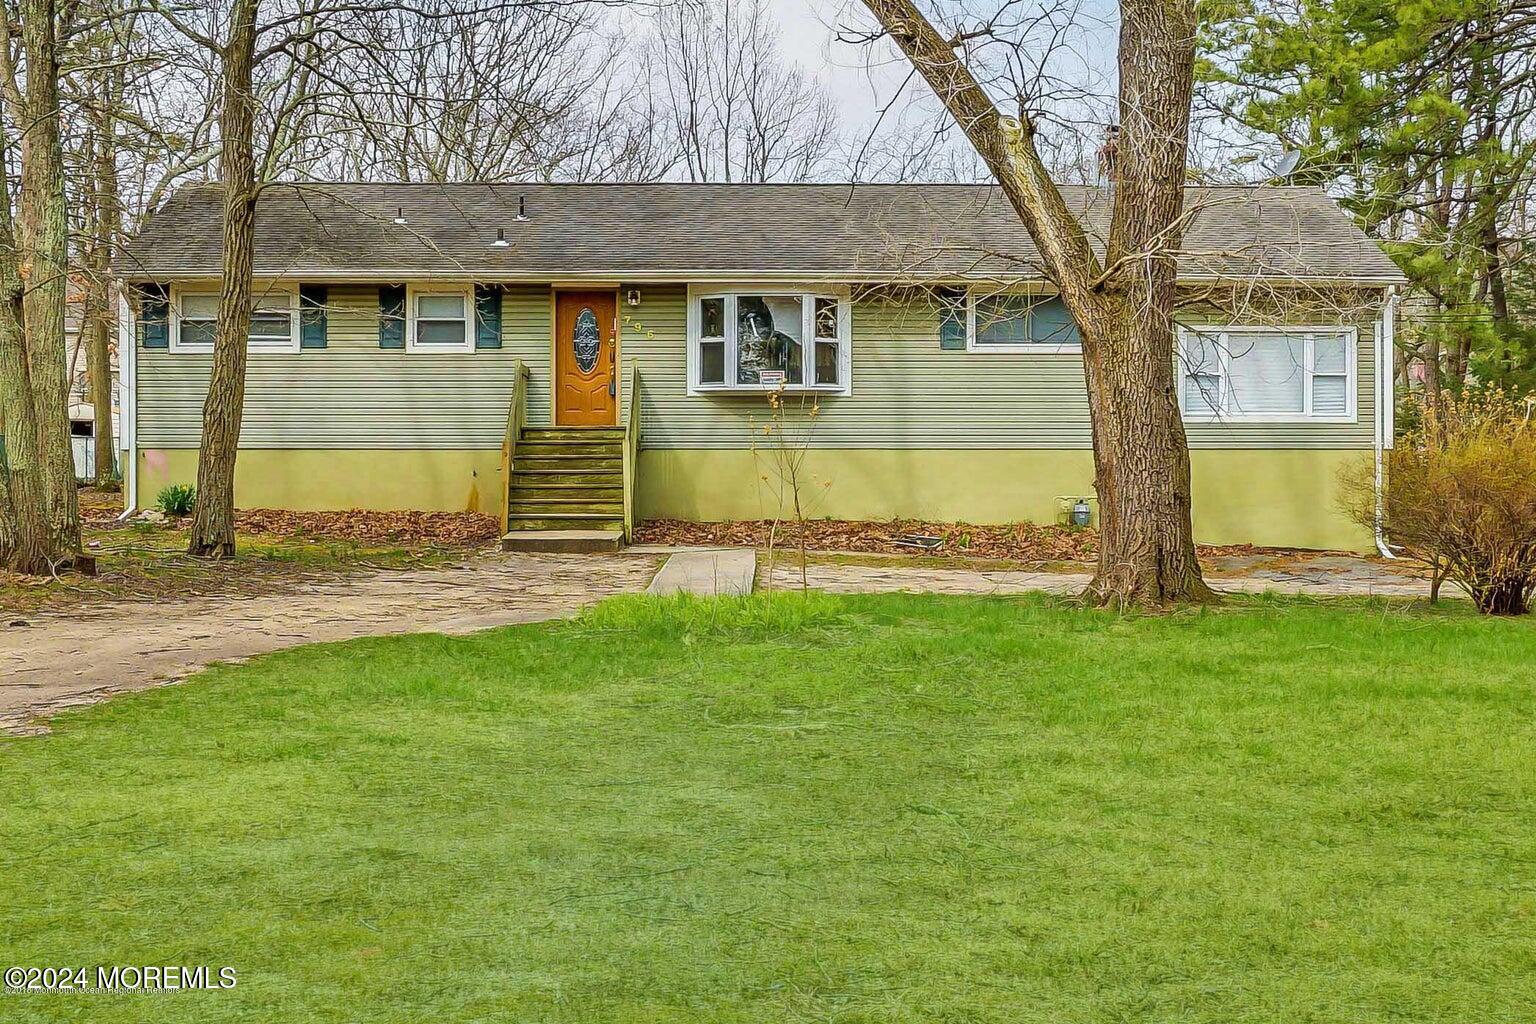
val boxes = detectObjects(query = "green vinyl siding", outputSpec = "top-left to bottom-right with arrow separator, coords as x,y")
621,286 -> 1377,451
136,285 -> 553,449
136,281 -> 1378,452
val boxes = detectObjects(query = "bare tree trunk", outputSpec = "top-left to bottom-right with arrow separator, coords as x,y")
85,118 -> 121,486
1079,0 -> 1209,603
187,0 -> 260,558
16,0 -> 81,565
859,0 -> 1212,605
0,163 -> 50,574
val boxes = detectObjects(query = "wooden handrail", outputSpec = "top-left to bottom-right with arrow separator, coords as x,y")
499,359 -> 530,533
622,360 -> 641,541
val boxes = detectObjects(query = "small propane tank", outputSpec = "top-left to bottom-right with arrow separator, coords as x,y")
1070,499 -> 1092,528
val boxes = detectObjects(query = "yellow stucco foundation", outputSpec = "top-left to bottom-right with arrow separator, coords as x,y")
637,448 -> 1376,552
136,446 -> 1375,551
137,448 -> 504,515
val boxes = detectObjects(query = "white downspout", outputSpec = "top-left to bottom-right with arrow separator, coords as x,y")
1374,286 -> 1398,559
115,292 -> 138,518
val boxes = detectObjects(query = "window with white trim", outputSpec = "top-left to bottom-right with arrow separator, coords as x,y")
173,289 -> 298,353
968,293 -> 1081,352
689,291 -> 849,393
1179,327 -> 1355,422
408,287 -> 473,352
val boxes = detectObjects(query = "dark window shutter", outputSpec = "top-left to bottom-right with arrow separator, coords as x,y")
299,284 -> 328,349
379,285 -> 405,349
138,284 -> 170,349
474,284 -> 501,349
937,287 -> 966,350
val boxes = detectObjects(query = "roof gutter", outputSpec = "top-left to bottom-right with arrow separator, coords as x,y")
116,269 -> 1413,288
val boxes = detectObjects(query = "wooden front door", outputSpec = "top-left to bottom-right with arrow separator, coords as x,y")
554,290 -> 618,426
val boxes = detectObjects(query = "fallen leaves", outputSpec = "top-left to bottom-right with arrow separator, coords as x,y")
634,518 -> 1099,562
633,518 -> 1321,563
232,508 -> 500,546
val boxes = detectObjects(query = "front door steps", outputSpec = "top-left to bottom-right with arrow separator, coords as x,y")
501,426 -> 625,553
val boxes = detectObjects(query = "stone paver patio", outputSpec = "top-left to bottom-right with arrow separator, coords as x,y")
0,551 -> 661,734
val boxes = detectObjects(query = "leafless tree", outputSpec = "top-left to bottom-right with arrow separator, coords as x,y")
286,6 -> 671,182
849,0 -> 1214,605
648,0 -> 841,182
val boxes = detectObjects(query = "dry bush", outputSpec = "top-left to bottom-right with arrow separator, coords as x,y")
1347,388 -> 1536,614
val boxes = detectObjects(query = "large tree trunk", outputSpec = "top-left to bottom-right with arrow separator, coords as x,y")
1080,0 -> 1210,603
16,0 -> 81,565
859,0 -> 1212,605
0,164 -> 50,574
187,0 -> 260,558
84,120 -> 120,487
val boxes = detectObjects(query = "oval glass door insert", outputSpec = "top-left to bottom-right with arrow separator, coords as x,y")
573,308 -> 600,373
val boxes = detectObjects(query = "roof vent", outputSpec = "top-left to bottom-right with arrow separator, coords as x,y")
393,206 -> 407,225
515,196 -> 528,222
492,228 -> 509,248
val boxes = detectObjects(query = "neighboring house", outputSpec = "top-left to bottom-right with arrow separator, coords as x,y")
117,182 -> 1405,551
65,287 -> 122,480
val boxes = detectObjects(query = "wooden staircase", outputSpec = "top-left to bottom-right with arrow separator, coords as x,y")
501,426 -> 626,552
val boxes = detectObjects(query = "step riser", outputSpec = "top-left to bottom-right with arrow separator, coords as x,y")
516,444 -> 623,459
511,488 -> 622,503
513,474 -> 622,489
508,517 -> 624,532
510,502 -> 623,517
522,429 -> 625,442
501,530 -> 623,553
515,458 -> 622,472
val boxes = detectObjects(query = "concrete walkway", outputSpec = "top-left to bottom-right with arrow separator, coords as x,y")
1,551 -> 660,735
647,547 -> 757,596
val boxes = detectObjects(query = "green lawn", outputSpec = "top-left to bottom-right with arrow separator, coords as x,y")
3,594 -> 1534,1022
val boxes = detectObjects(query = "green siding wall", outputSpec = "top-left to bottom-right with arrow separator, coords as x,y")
620,286 -> 1378,450
137,282 -> 1378,452
137,285 -> 553,448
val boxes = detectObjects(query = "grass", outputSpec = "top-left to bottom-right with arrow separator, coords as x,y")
2,593 -> 1533,1022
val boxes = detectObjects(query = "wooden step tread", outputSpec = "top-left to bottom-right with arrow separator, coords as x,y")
501,529 -> 623,553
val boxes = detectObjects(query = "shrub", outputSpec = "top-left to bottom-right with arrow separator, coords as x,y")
156,483 -> 196,518
1350,387 -> 1536,615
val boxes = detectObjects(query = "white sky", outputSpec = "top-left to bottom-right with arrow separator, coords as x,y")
767,0 -> 912,130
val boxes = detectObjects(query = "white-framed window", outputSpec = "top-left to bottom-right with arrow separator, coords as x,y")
172,287 -> 299,353
1178,326 -> 1357,423
687,289 -> 850,395
968,291 -> 1081,354
407,285 -> 473,353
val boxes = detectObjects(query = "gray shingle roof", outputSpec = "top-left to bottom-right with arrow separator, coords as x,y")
120,181 -> 1406,285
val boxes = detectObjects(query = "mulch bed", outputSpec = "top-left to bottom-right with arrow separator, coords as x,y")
232,509 -> 501,546
633,518 -> 1315,563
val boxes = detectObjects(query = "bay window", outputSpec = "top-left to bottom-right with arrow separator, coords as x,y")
689,290 -> 849,394
1179,327 -> 1355,422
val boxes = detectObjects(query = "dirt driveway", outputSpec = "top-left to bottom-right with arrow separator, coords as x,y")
1,551 -> 660,734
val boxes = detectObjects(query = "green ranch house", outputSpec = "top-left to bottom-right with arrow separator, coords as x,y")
117,182 -> 1405,551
